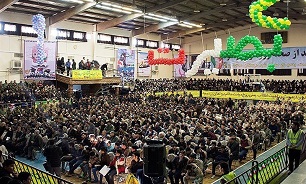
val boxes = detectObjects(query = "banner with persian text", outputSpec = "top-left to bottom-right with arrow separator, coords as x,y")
72,70 -> 102,80
24,40 -> 57,80
220,47 -> 306,69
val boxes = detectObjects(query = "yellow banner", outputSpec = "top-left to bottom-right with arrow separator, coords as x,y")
155,90 -> 201,97
155,90 -> 306,102
72,70 -> 102,80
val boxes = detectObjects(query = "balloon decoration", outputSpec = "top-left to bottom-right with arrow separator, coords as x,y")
148,49 -> 185,65
204,69 -> 212,75
249,0 -> 291,30
185,38 -> 222,77
220,34 -> 283,61
267,64 -> 276,72
32,14 -> 46,65
211,68 -> 220,75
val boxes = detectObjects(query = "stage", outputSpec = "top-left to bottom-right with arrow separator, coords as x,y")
56,73 -> 121,96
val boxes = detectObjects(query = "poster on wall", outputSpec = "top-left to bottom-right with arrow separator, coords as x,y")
117,48 -> 135,80
24,40 -> 57,80
174,55 -> 189,77
138,52 -> 150,77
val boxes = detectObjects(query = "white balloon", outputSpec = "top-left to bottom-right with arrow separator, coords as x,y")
186,38 -> 222,77
212,68 -> 219,74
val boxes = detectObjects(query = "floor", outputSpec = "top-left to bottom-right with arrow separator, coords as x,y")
15,140 -> 285,184
281,154 -> 306,184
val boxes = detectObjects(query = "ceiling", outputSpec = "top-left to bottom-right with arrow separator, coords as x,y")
1,0 -> 306,40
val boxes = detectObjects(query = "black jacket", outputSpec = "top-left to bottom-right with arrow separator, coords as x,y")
44,145 -> 63,167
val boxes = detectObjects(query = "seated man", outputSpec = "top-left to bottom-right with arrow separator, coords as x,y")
168,150 -> 188,184
0,159 -> 17,180
239,134 -> 252,162
183,163 -> 203,184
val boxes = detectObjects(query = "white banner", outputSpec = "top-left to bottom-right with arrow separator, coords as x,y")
24,40 -> 57,80
221,47 -> 306,69
137,52 -> 150,77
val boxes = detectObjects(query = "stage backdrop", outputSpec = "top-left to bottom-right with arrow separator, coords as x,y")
117,48 -> 135,79
138,52 -> 150,77
24,40 -> 57,80
220,47 -> 306,69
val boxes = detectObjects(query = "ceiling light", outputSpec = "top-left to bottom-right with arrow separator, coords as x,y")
65,0 -> 84,4
181,21 -> 202,28
144,15 -> 167,22
222,18 -> 227,22
96,4 -> 132,14
273,12 -> 279,16
178,23 -> 192,28
194,10 -> 200,13
220,3 -> 227,6
122,7 -> 142,13
147,13 -> 178,22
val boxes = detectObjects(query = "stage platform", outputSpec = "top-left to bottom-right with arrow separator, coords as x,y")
56,74 -> 121,96
56,74 -> 121,85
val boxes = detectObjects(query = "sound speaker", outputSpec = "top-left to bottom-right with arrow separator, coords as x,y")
143,143 -> 166,177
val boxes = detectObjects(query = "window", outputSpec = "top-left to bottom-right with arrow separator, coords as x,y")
21,26 -> 38,37
56,29 -> 71,40
136,39 -> 145,47
297,68 -> 306,76
114,36 -> 129,45
218,69 -> 231,76
73,32 -> 84,39
172,44 -> 181,50
146,40 -> 158,49
97,33 -> 112,44
261,31 -> 288,44
0,23 -> 2,31
4,24 -> 16,32
233,69 -> 250,75
72,31 -> 86,42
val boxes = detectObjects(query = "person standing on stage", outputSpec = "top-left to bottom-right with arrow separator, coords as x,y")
286,121 -> 305,173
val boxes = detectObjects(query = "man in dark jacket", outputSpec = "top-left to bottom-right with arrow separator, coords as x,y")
227,135 -> 239,170
0,159 -> 16,180
168,150 -> 188,184
43,139 -> 63,177
211,145 -> 230,178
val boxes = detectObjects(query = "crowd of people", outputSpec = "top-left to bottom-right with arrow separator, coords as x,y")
0,79 -> 303,184
134,78 -> 306,94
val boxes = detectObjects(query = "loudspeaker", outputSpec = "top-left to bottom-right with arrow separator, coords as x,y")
143,143 -> 166,177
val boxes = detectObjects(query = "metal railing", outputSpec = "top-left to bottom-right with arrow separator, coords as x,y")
226,146 -> 288,184
3,155 -> 73,184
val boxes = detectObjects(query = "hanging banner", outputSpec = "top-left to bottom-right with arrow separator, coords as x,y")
221,47 -> 306,69
117,49 -> 135,79
24,40 -> 57,80
174,55 -> 188,77
71,70 -> 102,80
137,52 -> 150,77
